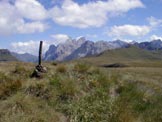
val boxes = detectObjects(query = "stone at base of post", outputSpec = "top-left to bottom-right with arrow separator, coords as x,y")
31,65 -> 47,78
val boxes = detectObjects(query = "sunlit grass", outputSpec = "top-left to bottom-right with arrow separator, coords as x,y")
0,61 -> 162,122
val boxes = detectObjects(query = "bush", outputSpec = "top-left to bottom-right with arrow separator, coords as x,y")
13,64 -> 31,78
51,61 -> 58,66
56,64 -> 67,73
0,79 -> 22,100
74,63 -> 90,73
49,75 -> 77,101
59,90 -> 111,122
25,83 -> 50,100
0,72 -> 11,83
13,64 -> 27,74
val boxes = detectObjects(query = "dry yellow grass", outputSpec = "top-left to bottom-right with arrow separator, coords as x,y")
0,61 -> 162,122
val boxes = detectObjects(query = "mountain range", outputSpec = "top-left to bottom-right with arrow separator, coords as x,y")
44,37 -> 162,61
44,37 -> 128,61
11,52 -> 37,62
0,49 -> 17,61
1,37 -> 162,62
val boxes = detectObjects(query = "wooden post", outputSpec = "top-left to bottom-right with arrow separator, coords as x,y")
31,41 -> 47,78
38,41 -> 43,66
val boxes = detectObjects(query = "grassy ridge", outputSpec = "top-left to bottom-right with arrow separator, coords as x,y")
82,46 -> 162,67
0,49 -> 17,61
0,61 -> 162,122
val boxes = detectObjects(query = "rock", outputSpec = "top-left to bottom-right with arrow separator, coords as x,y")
31,65 -> 47,78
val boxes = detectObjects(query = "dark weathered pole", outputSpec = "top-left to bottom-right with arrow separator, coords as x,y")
38,41 -> 43,65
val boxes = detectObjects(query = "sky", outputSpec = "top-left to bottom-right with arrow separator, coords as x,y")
0,0 -> 162,55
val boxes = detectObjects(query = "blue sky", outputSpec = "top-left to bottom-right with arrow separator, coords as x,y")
0,0 -> 162,54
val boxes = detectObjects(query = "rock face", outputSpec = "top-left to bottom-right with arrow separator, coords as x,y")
11,52 -> 37,62
44,38 -> 129,61
44,37 -> 87,61
65,41 -> 95,60
0,49 -> 17,61
44,45 -> 57,61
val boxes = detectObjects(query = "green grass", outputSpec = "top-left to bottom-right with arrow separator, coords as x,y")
82,46 -> 162,67
0,60 -> 162,122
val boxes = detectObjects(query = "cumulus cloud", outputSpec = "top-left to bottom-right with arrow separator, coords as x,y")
148,16 -> 162,27
51,34 -> 70,45
0,0 -> 145,35
15,0 -> 47,20
17,21 -> 48,34
49,0 -> 144,28
0,0 -> 48,35
11,40 -> 53,55
150,35 -> 162,41
10,34 -> 70,55
109,25 -> 150,37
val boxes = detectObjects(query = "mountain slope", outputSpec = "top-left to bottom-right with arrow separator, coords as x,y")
82,46 -> 162,67
0,49 -> 17,61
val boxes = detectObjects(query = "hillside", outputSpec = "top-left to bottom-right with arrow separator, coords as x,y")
0,49 -> 17,61
82,46 -> 162,67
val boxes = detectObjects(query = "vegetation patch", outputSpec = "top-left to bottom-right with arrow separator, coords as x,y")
25,83 -> 51,100
73,62 -> 90,73
0,74 -> 22,100
0,61 -> 162,122
56,64 -> 67,73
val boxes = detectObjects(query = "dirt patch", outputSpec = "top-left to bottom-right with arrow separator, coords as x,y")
100,63 -> 127,68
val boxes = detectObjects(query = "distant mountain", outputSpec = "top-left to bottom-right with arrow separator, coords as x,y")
109,40 -> 128,48
65,41 -> 95,60
7,38 -> 162,62
11,52 -> 37,62
65,40 -> 128,61
135,39 -> 162,50
44,37 -> 87,61
0,49 -> 17,61
44,45 -> 57,61
45,38 -> 128,61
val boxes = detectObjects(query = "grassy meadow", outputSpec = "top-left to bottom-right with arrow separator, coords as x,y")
0,60 -> 162,122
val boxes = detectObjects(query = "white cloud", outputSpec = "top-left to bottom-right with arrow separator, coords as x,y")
109,25 -> 150,37
10,34 -> 78,55
11,40 -> 53,55
86,34 -> 97,39
148,16 -> 162,27
150,35 -> 162,40
0,0 -> 145,35
15,0 -> 47,21
17,21 -> 48,34
0,0 -> 48,35
49,0 -> 144,28
51,34 -> 70,45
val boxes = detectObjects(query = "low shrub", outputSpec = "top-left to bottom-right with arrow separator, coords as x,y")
49,75 -> 77,101
56,64 -> 67,73
0,72 -> 11,83
13,64 -> 27,74
51,61 -> 58,66
25,83 -> 50,100
59,90 -> 111,122
0,79 -> 22,100
74,63 -> 90,73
